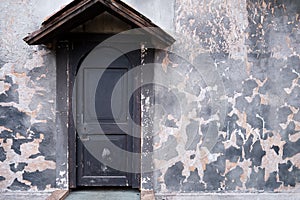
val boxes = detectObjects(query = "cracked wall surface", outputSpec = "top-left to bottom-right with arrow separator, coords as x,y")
150,0 -> 300,194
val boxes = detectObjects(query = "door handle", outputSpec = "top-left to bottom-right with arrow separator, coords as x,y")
80,134 -> 89,141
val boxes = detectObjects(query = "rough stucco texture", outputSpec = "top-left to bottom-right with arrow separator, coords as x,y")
0,0 -> 71,192
152,0 -> 300,193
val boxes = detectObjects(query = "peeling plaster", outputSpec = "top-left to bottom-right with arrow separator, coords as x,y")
150,0 -> 300,194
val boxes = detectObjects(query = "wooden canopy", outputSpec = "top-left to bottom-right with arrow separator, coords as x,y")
23,0 -> 175,46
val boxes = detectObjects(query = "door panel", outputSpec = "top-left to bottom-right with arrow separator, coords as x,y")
81,67 -> 129,136
83,135 -> 127,177
94,68 -> 128,122
77,135 -> 129,186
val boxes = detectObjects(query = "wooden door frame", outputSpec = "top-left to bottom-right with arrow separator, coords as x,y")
56,33 -> 146,189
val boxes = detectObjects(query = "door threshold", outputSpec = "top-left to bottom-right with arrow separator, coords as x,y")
65,188 -> 140,200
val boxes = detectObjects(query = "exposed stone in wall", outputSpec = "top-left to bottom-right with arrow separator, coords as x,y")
152,0 -> 300,193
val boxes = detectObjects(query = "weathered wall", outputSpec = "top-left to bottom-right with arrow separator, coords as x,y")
1,0 -> 300,196
151,0 -> 300,195
0,0 -> 71,192
123,0 -> 175,32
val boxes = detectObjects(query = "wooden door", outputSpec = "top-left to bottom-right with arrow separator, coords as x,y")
70,38 -> 140,188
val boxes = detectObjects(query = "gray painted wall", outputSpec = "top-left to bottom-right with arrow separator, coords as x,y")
123,0 -> 175,33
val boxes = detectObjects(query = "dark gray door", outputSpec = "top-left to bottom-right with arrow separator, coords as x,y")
71,40 -> 140,188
